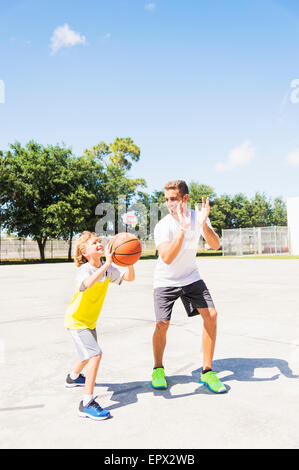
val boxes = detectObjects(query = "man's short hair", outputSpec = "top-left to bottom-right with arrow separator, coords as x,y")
164,180 -> 189,197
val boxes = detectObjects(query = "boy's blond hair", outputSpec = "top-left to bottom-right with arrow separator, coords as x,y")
74,231 -> 98,267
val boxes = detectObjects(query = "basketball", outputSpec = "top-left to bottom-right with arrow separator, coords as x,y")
109,232 -> 142,266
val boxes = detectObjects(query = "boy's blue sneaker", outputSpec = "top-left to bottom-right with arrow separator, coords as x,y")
78,399 -> 110,421
65,373 -> 86,388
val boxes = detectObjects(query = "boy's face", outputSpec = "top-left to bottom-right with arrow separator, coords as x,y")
164,188 -> 188,218
82,236 -> 104,260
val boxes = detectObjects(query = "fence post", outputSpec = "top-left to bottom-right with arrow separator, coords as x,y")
257,228 -> 262,255
238,228 -> 242,256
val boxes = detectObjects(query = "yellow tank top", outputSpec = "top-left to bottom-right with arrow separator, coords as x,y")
64,278 -> 110,330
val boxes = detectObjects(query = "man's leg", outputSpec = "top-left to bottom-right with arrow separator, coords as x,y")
152,320 -> 170,368
198,307 -> 226,393
198,307 -> 217,370
152,321 -> 169,389
152,286 -> 180,389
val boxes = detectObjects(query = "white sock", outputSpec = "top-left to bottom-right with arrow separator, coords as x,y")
70,372 -> 80,380
83,394 -> 93,406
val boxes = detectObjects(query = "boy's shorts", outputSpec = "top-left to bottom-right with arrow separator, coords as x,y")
68,328 -> 102,361
154,279 -> 215,322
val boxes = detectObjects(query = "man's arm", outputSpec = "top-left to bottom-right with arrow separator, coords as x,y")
196,197 -> 220,250
201,222 -> 220,250
157,228 -> 186,265
156,201 -> 190,265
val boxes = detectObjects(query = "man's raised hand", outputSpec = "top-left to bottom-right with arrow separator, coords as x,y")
176,201 -> 191,230
195,197 -> 210,226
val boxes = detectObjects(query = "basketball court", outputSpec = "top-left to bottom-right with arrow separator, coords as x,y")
0,258 -> 299,449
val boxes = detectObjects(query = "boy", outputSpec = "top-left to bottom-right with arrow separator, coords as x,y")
64,231 -> 135,420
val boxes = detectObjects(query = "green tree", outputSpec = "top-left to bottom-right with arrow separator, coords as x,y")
45,153 -> 104,259
0,138 -> 146,261
0,141 -> 76,260
230,193 -> 252,228
188,182 -> 216,209
270,197 -> 287,226
209,194 -> 233,235
249,192 -> 273,227
83,137 -> 146,235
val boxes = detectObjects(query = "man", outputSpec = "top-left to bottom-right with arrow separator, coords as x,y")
152,180 -> 226,393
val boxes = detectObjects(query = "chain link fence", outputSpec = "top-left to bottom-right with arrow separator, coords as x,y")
0,235 -> 208,261
221,226 -> 289,256
0,238 -> 74,261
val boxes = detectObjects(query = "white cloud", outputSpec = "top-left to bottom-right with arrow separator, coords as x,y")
50,23 -> 86,55
214,140 -> 255,172
104,33 -> 111,39
287,148 -> 299,167
144,2 -> 156,11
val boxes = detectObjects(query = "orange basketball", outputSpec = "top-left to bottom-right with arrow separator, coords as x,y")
109,232 -> 142,266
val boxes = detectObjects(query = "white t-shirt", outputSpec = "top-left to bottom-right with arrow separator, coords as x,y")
77,262 -> 123,292
153,210 -> 212,288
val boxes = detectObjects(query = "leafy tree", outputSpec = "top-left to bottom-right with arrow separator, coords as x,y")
0,138 -> 146,260
188,182 -> 216,209
270,197 -> 287,226
249,192 -> 273,227
150,190 -> 165,205
83,137 -> 146,235
0,141 -> 75,260
45,154 -> 103,259
209,194 -> 233,235
230,193 -> 252,228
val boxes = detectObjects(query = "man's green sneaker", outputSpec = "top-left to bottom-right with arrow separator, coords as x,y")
200,370 -> 226,393
152,367 -> 167,389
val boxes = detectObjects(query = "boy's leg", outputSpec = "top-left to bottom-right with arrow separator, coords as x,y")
84,353 -> 102,395
73,359 -> 88,375
66,359 -> 88,387
67,329 -> 101,390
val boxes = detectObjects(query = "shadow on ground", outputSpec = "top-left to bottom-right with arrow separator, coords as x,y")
95,357 -> 299,411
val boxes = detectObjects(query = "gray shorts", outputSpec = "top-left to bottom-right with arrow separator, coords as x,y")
154,279 -> 215,322
68,328 -> 102,361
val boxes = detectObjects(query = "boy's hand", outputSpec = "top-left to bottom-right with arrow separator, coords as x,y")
105,242 -> 115,265
122,264 -> 135,282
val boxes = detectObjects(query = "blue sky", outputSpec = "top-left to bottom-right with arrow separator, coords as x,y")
1,0 -> 299,200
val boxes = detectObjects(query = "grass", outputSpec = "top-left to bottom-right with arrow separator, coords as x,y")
0,257 -> 73,265
1,252 -> 299,265
223,254 -> 299,259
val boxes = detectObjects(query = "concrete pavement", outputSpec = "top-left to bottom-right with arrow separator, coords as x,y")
0,258 -> 299,449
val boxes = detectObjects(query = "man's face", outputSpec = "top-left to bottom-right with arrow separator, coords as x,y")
164,189 -> 188,217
